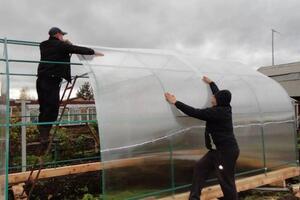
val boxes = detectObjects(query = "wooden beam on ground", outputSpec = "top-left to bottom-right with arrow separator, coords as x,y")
269,180 -> 286,188
7,149 -> 293,185
8,155 -> 162,184
7,150 -> 203,185
158,166 -> 300,200
8,162 -> 101,184
12,183 -> 27,199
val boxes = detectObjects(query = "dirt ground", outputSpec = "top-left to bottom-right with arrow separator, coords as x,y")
239,190 -> 299,200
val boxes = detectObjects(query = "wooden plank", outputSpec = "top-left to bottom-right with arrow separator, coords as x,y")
12,183 -> 27,199
269,180 -> 286,187
7,148 -> 296,187
158,167 -> 300,200
8,155 -> 160,184
7,149 -> 202,184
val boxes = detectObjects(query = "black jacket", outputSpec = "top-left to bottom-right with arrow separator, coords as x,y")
175,82 -> 239,151
38,37 -> 95,82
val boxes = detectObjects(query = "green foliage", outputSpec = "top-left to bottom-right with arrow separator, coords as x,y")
55,128 -> 74,159
10,115 -> 21,149
75,135 -> 88,146
55,128 -> 70,146
9,113 -> 103,199
26,155 -> 40,165
75,135 -> 88,155
82,194 -> 100,200
10,112 -> 39,158
76,82 -> 94,100
26,125 -> 39,142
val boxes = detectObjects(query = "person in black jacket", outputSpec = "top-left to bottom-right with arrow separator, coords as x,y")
165,76 -> 239,200
37,27 -> 104,153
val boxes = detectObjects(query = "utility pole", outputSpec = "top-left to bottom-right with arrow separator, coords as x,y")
272,29 -> 280,66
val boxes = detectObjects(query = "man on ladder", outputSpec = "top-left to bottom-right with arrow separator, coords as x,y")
37,27 -> 104,155
20,27 -> 103,199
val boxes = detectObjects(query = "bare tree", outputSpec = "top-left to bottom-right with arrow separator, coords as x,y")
19,87 -> 32,100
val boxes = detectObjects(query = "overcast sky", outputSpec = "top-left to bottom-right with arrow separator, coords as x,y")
1,0 -> 300,98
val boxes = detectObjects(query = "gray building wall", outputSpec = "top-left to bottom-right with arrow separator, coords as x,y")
258,62 -> 300,99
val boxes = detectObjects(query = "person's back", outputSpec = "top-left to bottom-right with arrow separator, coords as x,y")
38,36 -> 94,82
165,76 -> 239,200
36,27 -> 103,155
204,104 -> 238,150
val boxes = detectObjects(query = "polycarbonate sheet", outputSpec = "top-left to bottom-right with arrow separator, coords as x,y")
242,76 -> 296,167
101,138 -> 174,199
79,48 -> 297,199
88,66 -> 181,158
214,75 -> 265,170
187,57 -> 259,76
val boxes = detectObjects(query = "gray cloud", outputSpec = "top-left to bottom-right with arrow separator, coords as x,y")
1,0 -> 300,98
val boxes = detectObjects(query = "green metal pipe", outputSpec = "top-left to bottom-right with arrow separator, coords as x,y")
0,38 -> 39,46
11,114 -> 96,119
4,38 -> 10,200
7,59 -> 82,66
0,72 -> 89,79
261,127 -> 267,173
168,140 -> 175,195
292,103 -> 299,166
0,119 -> 97,127
0,72 -> 37,77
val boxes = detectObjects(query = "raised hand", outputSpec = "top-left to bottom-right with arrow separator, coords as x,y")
164,92 -> 177,104
64,39 -> 72,45
202,76 -> 212,84
94,51 -> 104,56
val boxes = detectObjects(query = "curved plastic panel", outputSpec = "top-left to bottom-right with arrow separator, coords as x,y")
242,75 -> 296,167
79,49 -> 297,199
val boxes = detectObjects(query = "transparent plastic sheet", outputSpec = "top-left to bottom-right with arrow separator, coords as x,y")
242,75 -> 296,167
79,49 -> 297,199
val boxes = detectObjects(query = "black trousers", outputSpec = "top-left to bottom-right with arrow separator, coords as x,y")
36,76 -> 62,144
189,149 -> 239,200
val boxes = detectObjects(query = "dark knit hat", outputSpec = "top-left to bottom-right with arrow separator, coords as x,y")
215,90 -> 231,106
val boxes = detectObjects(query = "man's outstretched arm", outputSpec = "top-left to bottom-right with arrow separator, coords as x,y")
203,76 -> 219,94
60,40 -> 104,56
164,92 -> 220,121
174,100 -> 219,121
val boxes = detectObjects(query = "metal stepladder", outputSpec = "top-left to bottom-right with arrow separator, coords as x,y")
21,75 -> 79,199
